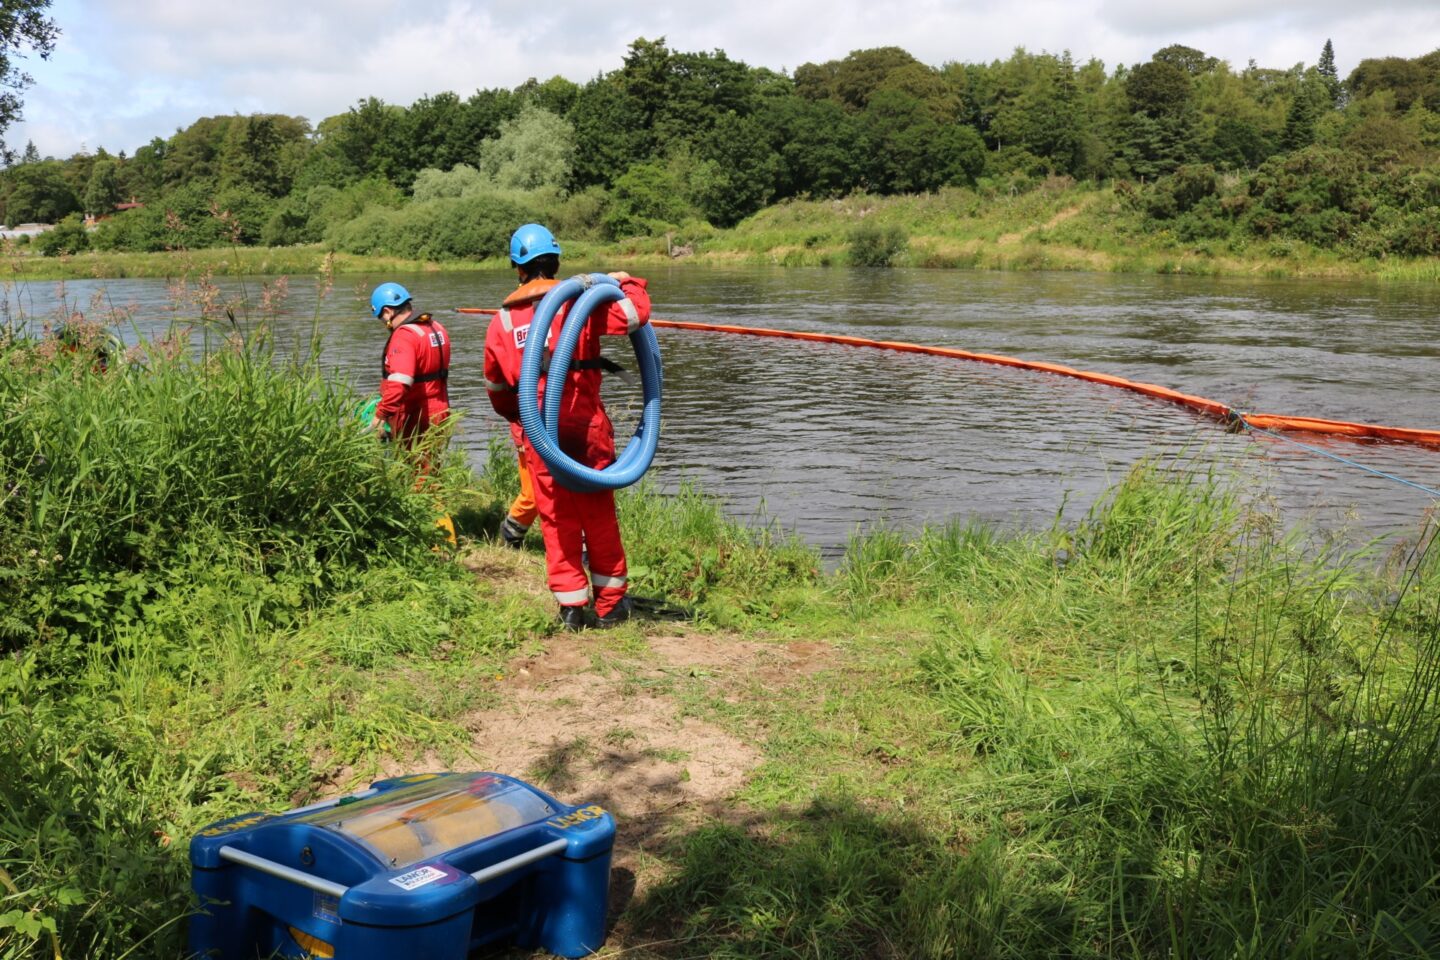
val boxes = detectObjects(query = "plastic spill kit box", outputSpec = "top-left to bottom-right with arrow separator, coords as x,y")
189,772 -> 616,959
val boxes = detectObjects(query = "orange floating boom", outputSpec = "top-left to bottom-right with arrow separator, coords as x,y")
453,309 -> 1440,449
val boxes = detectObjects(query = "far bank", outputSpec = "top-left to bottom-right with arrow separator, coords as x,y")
10,183 -> 1440,283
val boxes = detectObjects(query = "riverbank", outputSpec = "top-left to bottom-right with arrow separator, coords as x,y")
2,324 -> 1438,958
11,183 -> 1440,283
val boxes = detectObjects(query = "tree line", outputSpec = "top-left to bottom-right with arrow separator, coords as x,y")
7,38 -> 1440,259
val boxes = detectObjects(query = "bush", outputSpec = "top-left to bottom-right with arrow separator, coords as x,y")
1144,163 -> 1219,221
329,192 -> 543,260
0,329 -> 445,646
849,223 -> 908,267
34,214 -> 89,256
603,161 -> 694,239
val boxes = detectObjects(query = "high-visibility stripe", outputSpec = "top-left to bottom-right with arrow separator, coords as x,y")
554,588 -> 590,605
485,379 -> 512,393
618,297 -> 641,334
499,308 -> 513,333
590,573 -> 627,588
386,372 -> 415,385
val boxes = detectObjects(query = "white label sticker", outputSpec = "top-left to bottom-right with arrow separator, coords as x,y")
513,325 -> 529,350
313,893 -> 340,922
389,865 -> 447,891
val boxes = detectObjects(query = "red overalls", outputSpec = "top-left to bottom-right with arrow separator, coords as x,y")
377,313 -> 451,444
483,276 -> 651,616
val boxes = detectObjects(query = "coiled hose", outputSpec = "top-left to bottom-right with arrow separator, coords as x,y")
517,273 -> 663,492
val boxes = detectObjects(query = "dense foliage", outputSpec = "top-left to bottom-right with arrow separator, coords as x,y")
5,38 -> 1440,262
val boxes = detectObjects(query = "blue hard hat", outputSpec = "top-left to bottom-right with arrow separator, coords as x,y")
509,223 -> 561,265
370,281 -> 412,317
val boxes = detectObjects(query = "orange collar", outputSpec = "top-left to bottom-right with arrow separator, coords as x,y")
502,278 -> 558,308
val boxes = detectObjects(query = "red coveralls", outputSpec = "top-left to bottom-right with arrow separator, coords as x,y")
377,313 -> 452,444
483,276 -> 651,616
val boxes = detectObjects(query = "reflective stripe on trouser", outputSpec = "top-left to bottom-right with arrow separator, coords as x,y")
524,443 -> 628,617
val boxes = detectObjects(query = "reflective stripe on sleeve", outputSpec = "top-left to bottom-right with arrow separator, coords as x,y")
485,379 -> 513,393
590,573 -> 627,589
499,308 -> 513,333
618,298 -> 641,334
386,372 -> 415,385
554,588 -> 591,605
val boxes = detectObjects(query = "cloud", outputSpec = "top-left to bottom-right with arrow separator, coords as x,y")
10,0 -> 1440,158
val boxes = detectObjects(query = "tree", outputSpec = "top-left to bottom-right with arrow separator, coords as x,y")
0,0 -> 57,163
218,114 -> 309,197
763,96 -> 864,199
1318,39 -> 1342,107
4,158 -> 77,223
477,104 -> 575,191
1280,76 -> 1327,152
83,156 -> 120,215
569,79 -> 647,187
1153,44 -> 1219,78
686,112 -> 777,226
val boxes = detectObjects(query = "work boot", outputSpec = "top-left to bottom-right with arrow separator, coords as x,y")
558,604 -> 589,632
499,515 -> 528,549
594,596 -> 633,629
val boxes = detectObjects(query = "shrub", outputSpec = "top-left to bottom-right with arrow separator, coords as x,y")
329,192 -> 542,260
34,214 -> 89,256
849,223 -> 908,266
603,162 -> 695,239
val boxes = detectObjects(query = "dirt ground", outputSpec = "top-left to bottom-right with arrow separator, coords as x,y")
463,629 -> 830,923
333,547 -> 836,951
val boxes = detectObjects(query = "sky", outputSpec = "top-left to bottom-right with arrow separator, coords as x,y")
10,0 -> 1440,159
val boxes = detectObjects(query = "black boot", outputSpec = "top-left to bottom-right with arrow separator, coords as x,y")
595,596 -> 633,628
559,604 -> 589,631
499,515 -> 529,549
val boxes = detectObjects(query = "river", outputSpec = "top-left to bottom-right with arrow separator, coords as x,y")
9,264 -> 1440,556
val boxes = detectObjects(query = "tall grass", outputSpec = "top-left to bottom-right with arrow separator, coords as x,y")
0,323 -> 450,647
623,463 -> 1438,958
0,319 -> 529,958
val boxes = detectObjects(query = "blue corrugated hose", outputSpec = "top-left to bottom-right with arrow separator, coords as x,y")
518,273 -> 663,492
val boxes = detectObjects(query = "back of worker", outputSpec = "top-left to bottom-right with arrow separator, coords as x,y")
372,281 -> 451,443
483,224 -> 651,629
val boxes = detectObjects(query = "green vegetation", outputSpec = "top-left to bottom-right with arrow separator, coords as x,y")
2,299 -> 1437,956
625,465 -> 1440,958
6,37 -> 1440,279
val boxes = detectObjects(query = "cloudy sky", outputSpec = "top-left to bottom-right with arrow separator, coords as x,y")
11,0 -> 1440,158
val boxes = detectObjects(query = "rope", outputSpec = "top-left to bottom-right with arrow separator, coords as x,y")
1232,412 -> 1440,500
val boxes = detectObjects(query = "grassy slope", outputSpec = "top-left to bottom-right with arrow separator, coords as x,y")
11,183 -> 1440,282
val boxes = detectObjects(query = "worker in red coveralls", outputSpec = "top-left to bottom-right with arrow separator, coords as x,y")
369,281 -> 451,446
483,223 -> 650,631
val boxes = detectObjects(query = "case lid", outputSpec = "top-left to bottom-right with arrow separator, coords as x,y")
296,773 -> 557,869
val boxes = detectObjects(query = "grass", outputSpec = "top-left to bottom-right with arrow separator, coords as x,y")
621,463 -> 1440,959
2,303 -> 1439,957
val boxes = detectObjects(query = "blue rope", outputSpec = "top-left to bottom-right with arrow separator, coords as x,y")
1231,412 -> 1440,500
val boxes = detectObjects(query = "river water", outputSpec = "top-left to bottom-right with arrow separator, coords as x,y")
10,264 -> 1440,555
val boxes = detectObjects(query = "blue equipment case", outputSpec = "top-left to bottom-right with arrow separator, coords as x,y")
189,772 -> 616,959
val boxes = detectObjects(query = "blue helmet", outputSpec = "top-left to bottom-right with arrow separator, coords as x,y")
509,223 -> 561,265
370,281 -> 412,317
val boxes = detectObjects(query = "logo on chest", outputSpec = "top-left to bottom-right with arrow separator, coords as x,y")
429,331 -> 445,348
513,324 -> 529,350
